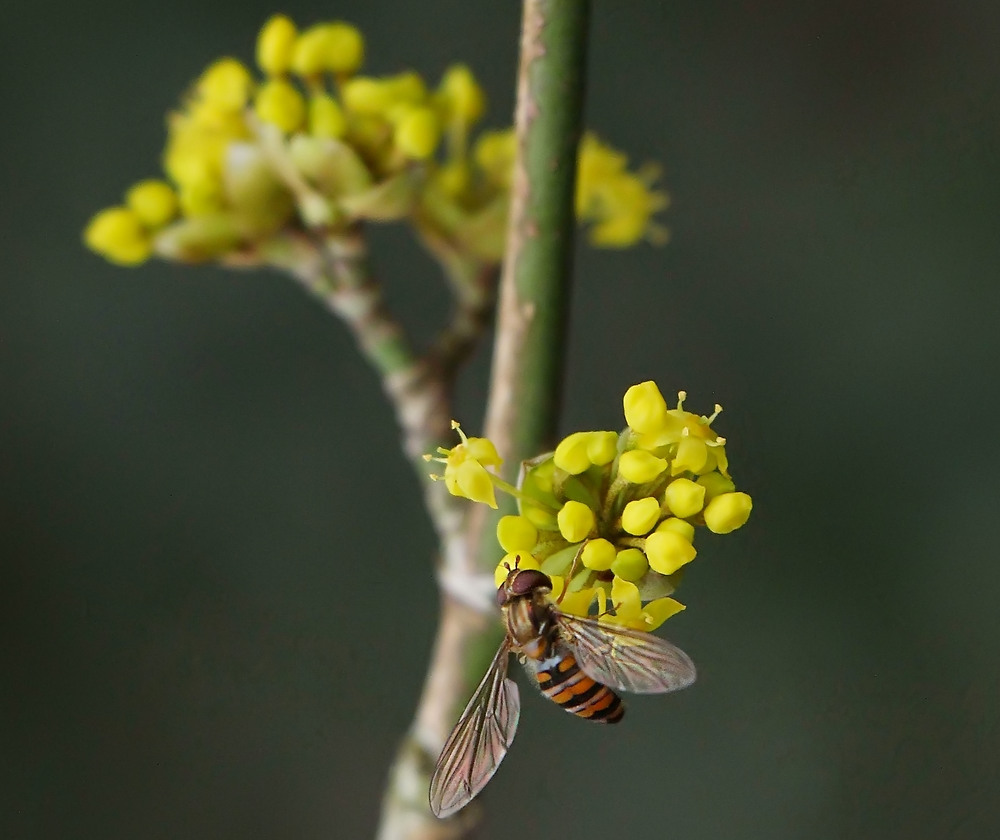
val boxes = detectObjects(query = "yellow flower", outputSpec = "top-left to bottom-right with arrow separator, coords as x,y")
426,421 -> 503,509
633,389 -> 730,477
601,578 -> 684,632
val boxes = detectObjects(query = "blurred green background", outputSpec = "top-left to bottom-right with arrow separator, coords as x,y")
3,1 -> 999,837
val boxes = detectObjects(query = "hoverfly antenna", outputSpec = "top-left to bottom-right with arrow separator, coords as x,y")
513,554 -> 521,569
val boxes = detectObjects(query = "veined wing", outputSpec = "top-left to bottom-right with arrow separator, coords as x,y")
428,640 -> 520,819
554,612 -> 696,695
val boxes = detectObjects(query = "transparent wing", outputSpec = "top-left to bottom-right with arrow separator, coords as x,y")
554,612 -> 696,695
428,640 -> 520,819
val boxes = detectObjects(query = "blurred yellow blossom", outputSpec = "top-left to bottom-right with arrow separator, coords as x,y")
85,13 -> 669,270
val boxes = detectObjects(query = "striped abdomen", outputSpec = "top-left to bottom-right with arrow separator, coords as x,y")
535,652 -> 624,723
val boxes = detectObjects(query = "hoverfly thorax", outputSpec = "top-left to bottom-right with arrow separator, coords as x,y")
497,567 -> 554,655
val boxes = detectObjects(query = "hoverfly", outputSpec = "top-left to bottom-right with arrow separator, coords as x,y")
428,563 -> 696,818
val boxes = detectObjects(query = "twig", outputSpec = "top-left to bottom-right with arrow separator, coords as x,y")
376,2 -> 592,838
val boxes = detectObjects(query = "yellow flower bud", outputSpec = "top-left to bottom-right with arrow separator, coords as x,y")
257,14 -> 298,75
611,548 -> 648,582
586,431 -> 618,466
655,517 -> 695,543
557,500 -> 595,543
309,94 -> 347,138
494,553 -> 541,586
254,79 -> 306,132
496,515 -> 538,553
386,71 -> 427,104
522,503 -> 557,530
341,77 -> 391,114
621,497 -> 661,536
663,477 -> 706,518
580,538 -> 616,571
292,23 -> 365,77
125,180 -> 177,228
618,449 -> 667,483
645,530 -> 696,575
672,434 -> 709,474
623,381 -> 667,434
438,64 -> 485,124
522,457 -> 555,495
553,432 -> 591,475
197,58 -> 253,112
394,107 -> 441,159
697,471 -> 736,501
83,207 -> 153,266
703,492 -> 753,534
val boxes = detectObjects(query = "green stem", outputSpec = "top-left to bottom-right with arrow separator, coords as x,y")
378,3 -> 592,836
480,0 -> 591,545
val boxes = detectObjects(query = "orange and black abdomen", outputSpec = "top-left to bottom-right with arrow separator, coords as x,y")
535,653 -> 624,723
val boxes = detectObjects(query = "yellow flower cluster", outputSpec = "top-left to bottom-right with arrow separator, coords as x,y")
576,135 -> 670,247
433,382 -> 752,631
84,13 -> 668,267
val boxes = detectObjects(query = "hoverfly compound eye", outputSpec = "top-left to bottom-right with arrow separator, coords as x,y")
496,585 -> 510,607
509,569 -> 552,597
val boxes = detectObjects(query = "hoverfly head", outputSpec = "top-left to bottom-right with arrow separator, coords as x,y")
508,568 -> 553,598
496,557 -> 552,607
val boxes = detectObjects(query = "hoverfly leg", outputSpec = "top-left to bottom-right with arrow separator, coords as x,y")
595,600 -> 622,620
555,543 -> 587,605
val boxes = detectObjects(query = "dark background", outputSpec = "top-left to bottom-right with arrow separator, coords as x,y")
3,1 -> 999,838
